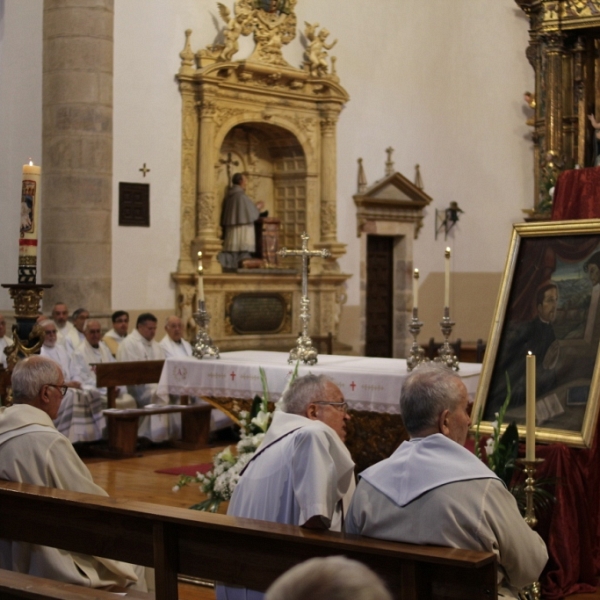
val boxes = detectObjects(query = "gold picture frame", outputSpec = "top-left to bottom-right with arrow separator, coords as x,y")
472,219 -> 600,448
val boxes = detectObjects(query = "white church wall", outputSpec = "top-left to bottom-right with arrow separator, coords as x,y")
0,0 -> 43,312
1,1 -> 534,350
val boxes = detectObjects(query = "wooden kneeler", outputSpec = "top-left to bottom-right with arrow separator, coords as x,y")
95,361 -> 211,458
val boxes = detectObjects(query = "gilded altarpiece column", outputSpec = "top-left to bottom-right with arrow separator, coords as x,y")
516,0 -> 600,216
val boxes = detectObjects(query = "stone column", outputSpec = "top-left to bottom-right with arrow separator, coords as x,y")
319,110 -> 338,244
42,0 -> 113,313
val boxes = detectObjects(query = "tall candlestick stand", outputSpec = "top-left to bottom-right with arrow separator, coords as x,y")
407,307 -> 429,372
516,458 -> 544,600
278,232 -> 330,365
434,306 -> 459,371
192,300 -> 220,359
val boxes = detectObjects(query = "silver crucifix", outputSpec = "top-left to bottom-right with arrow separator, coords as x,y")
278,232 -> 331,365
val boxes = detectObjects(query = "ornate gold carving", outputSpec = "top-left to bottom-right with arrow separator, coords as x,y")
8,288 -> 45,318
304,23 -> 337,77
179,29 -> 195,74
208,0 -> 298,67
213,107 -> 247,130
200,100 -> 217,118
5,323 -> 45,371
197,192 -> 215,230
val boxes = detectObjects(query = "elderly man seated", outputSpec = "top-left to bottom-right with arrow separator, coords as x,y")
40,319 -> 105,443
70,319 -> 136,409
0,355 -> 146,591
346,363 -> 548,599
216,373 -> 356,600
103,310 -> 129,357
51,302 -> 75,347
160,315 -> 232,432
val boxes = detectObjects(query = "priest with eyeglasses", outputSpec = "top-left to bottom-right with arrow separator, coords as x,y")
216,373 -> 356,600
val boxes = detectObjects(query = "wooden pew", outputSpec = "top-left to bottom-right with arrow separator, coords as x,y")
94,360 -> 211,458
0,568 -> 149,599
0,480 -> 499,600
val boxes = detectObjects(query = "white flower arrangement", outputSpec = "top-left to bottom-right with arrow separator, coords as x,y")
173,363 -> 298,512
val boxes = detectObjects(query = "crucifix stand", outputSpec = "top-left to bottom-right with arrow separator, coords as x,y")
278,232 -> 331,365
219,152 -> 240,187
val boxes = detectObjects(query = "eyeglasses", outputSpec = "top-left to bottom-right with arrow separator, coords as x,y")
313,401 -> 348,413
44,384 -> 69,397
44,329 -> 57,334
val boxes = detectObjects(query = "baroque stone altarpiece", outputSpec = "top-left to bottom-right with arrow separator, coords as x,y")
173,0 -> 350,350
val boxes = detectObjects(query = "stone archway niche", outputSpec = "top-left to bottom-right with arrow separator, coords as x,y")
172,5 -> 350,352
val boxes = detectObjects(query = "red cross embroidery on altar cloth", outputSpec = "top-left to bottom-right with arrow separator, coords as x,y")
230,371 -> 236,381
350,381 -> 356,391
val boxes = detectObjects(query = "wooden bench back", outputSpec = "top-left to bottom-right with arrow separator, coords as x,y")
95,360 -> 165,388
0,480 -> 498,600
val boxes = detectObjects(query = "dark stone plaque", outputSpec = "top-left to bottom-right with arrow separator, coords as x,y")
119,182 -> 150,226
229,293 -> 289,334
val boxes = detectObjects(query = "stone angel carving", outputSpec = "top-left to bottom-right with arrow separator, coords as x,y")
304,22 -> 337,77
217,1 -> 251,61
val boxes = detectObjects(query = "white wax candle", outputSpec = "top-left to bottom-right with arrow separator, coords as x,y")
526,352 -> 536,461
444,247 -> 451,308
19,160 -> 42,283
197,251 -> 205,302
413,268 -> 419,310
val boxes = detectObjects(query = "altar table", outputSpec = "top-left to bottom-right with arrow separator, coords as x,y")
158,351 -> 481,471
157,351 -> 481,414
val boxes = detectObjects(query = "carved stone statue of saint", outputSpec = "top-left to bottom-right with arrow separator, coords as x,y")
218,173 -> 264,270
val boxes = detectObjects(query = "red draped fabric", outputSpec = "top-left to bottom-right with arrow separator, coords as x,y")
552,168 -> 600,220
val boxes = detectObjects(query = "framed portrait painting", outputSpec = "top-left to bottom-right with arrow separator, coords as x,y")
472,219 -> 600,448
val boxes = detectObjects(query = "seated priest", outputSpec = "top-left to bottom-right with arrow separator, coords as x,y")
103,310 -> 129,357
346,363 -> 548,599
40,319 -> 105,443
0,315 -> 12,368
159,315 -> 193,358
160,315 -> 232,432
116,312 -> 164,407
70,319 -> 136,409
216,374 -> 356,600
51,302 -> 75,347
0,355 -> 146,591
63,307 -> 89,352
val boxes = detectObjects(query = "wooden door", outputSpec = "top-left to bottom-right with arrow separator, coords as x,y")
366,235 -> 394,357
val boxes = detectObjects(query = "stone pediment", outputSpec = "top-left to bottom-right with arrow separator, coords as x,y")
353,172 -> 432,238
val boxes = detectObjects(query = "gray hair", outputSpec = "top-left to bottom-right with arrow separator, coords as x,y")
39,319 -> 55,329
400,363 -> 464,436
280,374 -> 331,415
12,356 -> 61,404
83,319 -> 101,332
265,556 -> 392,600
72,308 -> 88,319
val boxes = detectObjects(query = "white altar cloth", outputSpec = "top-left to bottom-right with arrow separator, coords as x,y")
157,351 -> 481,414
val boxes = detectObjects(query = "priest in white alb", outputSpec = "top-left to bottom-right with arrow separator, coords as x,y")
70,319 -> 136,409
346,364 -> 548,599
116,313 -> 164,407
216,374 -> 356,600
63,308 -> 89,352
103,310 -> 130,357
39,319 -> 105,443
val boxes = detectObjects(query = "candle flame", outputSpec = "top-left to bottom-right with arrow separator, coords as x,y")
528,350 -> 533,356
197,251 -> 202,258
28,159 -> 33,166
445,247 -> 451,257
413,268 -> 419,278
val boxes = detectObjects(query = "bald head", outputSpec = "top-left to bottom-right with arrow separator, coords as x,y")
165,316 -> 184,343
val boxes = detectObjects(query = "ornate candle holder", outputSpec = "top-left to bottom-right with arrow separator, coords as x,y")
516,457 -> 544,600
407,307 -> 429,372
192,300 -> 220,359
434,306 -> 459,371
